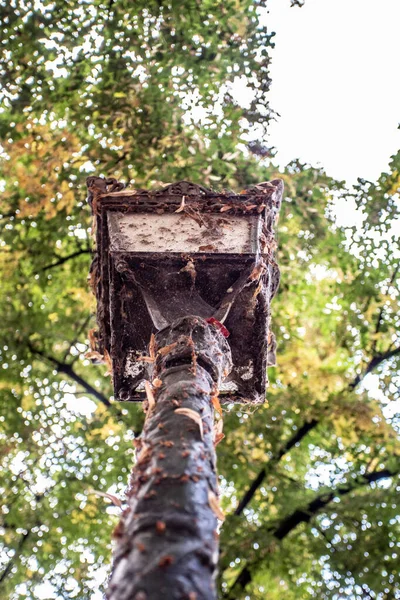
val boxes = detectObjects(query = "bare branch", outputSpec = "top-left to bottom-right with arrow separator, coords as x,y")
234,419 -> 318,516
349,345 -> 400,390
40,249 -> 91,272
62,314 -> 92,362
371,265 -> 399,355
0,210 -> 18,221
57,361 -> 112,408
0,529 -> 32,584
234,344 -> 400,515
28,344 -> 111,408
225,468 -> 400,598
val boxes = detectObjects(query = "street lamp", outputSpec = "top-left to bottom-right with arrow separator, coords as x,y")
86,177 -> 283,600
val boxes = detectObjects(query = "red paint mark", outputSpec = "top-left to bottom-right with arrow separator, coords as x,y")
159,555 -> 174,567
206,318 -> 230,338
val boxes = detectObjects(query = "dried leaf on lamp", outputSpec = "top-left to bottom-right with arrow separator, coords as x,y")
175,407 -> 204,440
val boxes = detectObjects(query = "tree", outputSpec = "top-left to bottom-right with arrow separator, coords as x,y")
1,1 -> 399,599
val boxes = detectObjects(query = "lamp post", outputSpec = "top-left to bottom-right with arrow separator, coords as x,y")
86,178 -> 283,600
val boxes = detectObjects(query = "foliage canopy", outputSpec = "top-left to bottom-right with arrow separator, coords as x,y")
0,1 -> 399,599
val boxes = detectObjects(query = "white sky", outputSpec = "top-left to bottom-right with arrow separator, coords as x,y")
264,0 -> 400,184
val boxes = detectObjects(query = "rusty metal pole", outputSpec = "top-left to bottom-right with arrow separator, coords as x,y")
86,177 -> 283,600
107,316 -> 231,600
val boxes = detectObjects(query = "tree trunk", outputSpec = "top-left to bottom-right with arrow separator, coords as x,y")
107,316 -> 232,600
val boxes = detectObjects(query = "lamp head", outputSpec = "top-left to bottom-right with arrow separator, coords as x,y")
88,179 -> 283,404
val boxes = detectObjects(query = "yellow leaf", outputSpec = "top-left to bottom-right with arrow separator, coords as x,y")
157,342 -> 178,357
175,408 -> 204,440
87,489 -> 123,508
144,380 -> 155,411
211,394 -> 223,417
85,350 -> 104,362
149,333 -> 156,360
213,417 -> 224,446
208,489 -> 225,521
104,349 -> 113,375
175,195 -> 186,212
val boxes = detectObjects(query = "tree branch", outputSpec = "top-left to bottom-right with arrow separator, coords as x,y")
0,210 -> 18,221
225,467 -> 400,598
371,264 -> 399,356
349,345 -> 400,390
1,479 -> 66,586
273,468 -> 396,540
62,314 -> 92,362
40,249 -> 91,272
28,344 -> 111,408
57,361 -> 112,407
234,419 -> 318,516
234,344 -> 400,515
0,529 -> 32,585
